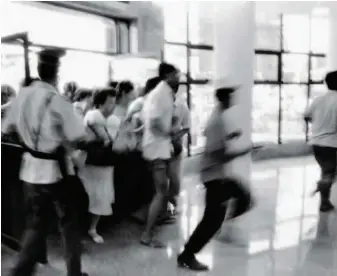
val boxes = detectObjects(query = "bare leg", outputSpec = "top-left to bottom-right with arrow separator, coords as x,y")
88,214 -> 104,243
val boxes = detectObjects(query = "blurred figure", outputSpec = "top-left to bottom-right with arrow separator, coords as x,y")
1,85 -> 16,118
113,80 -> 136,120
177,80 -> 254,271
64,81 -> 78,103
2,48 -> 88,276
140,63 -> 180,248
304,71 -> 337,212
73,88 -> 93,118
77,88 -> 119,244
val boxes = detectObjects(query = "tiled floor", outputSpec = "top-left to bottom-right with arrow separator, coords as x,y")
2,156 -> 337,276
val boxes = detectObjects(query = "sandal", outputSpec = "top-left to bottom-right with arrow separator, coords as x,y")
140,239 -> 166,248
88,231 -> 104,244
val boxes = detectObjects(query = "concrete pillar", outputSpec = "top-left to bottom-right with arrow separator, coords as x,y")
213,2 -> 255,183
328,3 -> 337,71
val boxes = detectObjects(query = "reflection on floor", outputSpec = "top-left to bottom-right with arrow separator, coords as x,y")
2,156 -> 336,276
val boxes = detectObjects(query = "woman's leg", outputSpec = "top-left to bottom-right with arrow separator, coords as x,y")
88,214 -> 104,243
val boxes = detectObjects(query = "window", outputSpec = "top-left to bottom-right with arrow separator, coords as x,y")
255,13 -> 281,50
119,22 -> 130,54
255,54 -> 278,81
281,85 -> 307,141
283,15 -> 310,52
252,85 -> 279,143
106,20 -> 117,53
254,12 -> 327,144
190,49 -> 213,80
1,45 -> 25,94
164,44 -> 187,74
282,54 -> 308,83
310,56 -> 327,82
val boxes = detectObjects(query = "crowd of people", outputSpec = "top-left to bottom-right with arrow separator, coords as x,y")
1,47 -> 336,276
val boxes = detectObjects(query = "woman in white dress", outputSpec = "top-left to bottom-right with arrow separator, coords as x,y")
77,88 -> 120,244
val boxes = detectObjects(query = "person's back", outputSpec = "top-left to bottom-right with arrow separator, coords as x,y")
308,91 -> 337,148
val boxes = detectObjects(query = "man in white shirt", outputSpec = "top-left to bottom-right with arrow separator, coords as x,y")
140,63 -> 180,248
2,49 -> 88,276
304,70 -> 337,213
177,80 -> 254,271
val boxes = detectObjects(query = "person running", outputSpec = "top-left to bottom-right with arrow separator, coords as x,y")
304,70 -> 337,212
2,48 -> 89,276
177,79 -> 254,271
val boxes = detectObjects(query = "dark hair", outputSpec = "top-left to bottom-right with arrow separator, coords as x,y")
93,88 -> 116,108
325,71 -> 337,91
73,88 -> 92,102
158,62 -> 177,79
108,81 -> 119,89
116,80 -> 134,101
143,77 -> 161,96
64,81 -> 78,102
215,88 -> 235,104
37,63 -> 58,82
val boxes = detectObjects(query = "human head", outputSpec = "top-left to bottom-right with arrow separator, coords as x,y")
325,71 -> 337,91
64,81 -> 78,102
1,85 -> 16,105
93,88 -> 116,117
142,76 -> 161,97
74,88 -> 93,111
116,80 -> 136,106
37,48 -> 66,87
158,62 -> 180,90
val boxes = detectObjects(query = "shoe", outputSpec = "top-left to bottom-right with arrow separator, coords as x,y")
320,201 -> 335,213
177,253 -> 209,271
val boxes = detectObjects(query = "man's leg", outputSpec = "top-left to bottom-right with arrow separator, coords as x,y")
313,146 -> 336,212
11,184 -> 51,276
168,153 -> 182,210
141,159 -> 170,248
52,180 -> 85,276
178,180 -> 227,270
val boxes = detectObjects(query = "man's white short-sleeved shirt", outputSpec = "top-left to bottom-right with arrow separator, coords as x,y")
141,81 -> 175,161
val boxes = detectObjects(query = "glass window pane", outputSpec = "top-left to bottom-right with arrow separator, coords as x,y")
189,2 -> 214,45
160,2 -> 188,43
283,15 -> 310,52
310,56 -> 327,82
2,2 -> 109,52
282,54 -> 308,83
190,84 -> 215,154
106,20 -> 117,53
311,18 -> 329,53
119,22 -> 129,53
252,85 -> 279,144
281,85 -> 307,141
255,13 -> 281,50
255,54 -> 278,81
309,84 -> 326,102
190,49 -> 213,80
164,45 -> 187,74
1,44 -> 25,95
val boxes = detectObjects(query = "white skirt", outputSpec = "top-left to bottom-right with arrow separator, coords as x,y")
78,165 -> 114,216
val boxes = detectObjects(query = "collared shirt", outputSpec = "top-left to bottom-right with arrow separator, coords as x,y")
305,91 -> 337,148
141,81 -> 175,161
200,105 -> 238,183
172,99 -> 191,132
2,81 -> 86,184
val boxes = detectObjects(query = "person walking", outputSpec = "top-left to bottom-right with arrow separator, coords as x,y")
304,71 -> 337,212
177,79 -> 254,271
2,48 -> 89,276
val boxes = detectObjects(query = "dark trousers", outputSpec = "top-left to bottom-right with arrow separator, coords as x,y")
183,178 -> 252,256
11,180 -> 83,276
312,145 -> 337,203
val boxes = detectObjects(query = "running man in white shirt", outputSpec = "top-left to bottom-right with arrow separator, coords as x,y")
304,71 -> 337,212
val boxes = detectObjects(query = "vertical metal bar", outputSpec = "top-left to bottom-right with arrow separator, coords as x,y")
278,14 -> 283,144
23,34 -> 31,86
306,16 -> 312,142
186,2 -> 192,157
